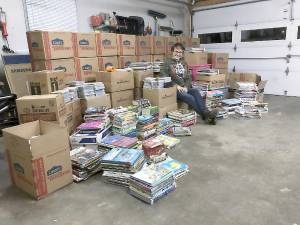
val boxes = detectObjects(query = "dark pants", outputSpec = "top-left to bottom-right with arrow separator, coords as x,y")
177,88 -> 207,118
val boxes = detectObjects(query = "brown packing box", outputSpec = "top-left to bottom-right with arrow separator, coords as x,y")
208,53 -> 229,69
136,55 -> 151,62
27,70 -> 65,95
66,99 -> 82,134
184,52 -> 208,65
27,31 -> 73,60
178,36 -> 192,48
159,103 -> 178,118
98,56 -> 119,71
134,88 -> 143,100
165,36 -> 178,56
118,56 -> 137,69
80,94 -> 111,114
72,33 -> 97,58
16,94 -> 66,125
218,68 -> 229,84
136,36 -> 152,55
117,34 -> 136,56
75,57 -> 99,82
96,69 -> 134,92
151,36 -> 166,55
196,73 -> 226,89
143,86 -> 177,107
96,33 -> 117,56
191,38 -> 201,48
110,90 -> 134,108
3,121 -> 73,200
151,55 -> 165,63
31,58 -> 76,84
133,69 -> 153,88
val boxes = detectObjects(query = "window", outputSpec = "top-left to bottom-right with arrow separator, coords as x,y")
298,26 -> 300,39
198,32 -> 232,44
241,27 -> 286,42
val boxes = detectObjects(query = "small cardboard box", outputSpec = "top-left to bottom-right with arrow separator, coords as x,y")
184,52 -> 208,65
72,33 -> 97,58
27,31 -> 73,60
196,73 -> 226,89
208,53 -> 229,69
31,58 -> 76,84
191,38 -> 201,48
3,120 -> 73,200
117,34 -> 136,56
143,86 -> 177,107
151,36 -> 166,55
110,90 -> 134,107
136,36 -> 152,55
16,94 -> 66,125
96,33 -> 118,56
28,70 -> 65,95
98,56 -> 119,71
75,57 -> 99,82
136,55 -> 151,62
133,69 -> 153,88
165,36 -> 178,56
96,69 -> 134,92
134,87 -> 143,100
151,55 -> 165,63
118,56 -> 137,68
159,103 -> 178,118
80,94 -> 111,114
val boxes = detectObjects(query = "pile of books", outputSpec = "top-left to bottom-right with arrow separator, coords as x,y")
159,156 -> 189,179
137,115 -> 159,140
70,146 -> 102,182
234,105 -> 262,119
167,109 -> 197,127
143,77 -> 172,89
234,82 -> 258,104
172,126 -> 192,136
129,164 -> 176,205
129,62 -> 152,70
101,148 -> 145,186
206,90 -> 224,110
84,107 -> 110,122
52,89 -> 72,103
152,62 -> 164,73
99,134 -> 139,149
77,82 -> 105,98
155,135 -> 180,149
221,98 -> 242,115
112,111 -> 138,135
143,137 -> 167,163
156,118 -> 174,135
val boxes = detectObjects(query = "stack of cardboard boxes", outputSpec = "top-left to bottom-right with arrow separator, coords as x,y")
151,36 -> 166,64
208,53 -> 229,83
117,34 -> 136,68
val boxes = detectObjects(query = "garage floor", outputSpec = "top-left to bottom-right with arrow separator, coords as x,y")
1,95 -> 300,225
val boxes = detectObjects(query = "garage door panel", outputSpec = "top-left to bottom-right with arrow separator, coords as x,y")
233,45 -> 289,58
229,59 -> 286,71
285,72 -> 300,97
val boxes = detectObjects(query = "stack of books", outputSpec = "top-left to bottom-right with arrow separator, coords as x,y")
234,82 -> 258,104
206,90 -> 224,111
152,62 -> 164,73
137,115 -> 159,140
99,134 -> 139,149
143,77 -> 172,89
155,135 -> 180,149
156,118 -> 174,135
159,157 -> 189,179
234,105 -> 262,119
221,98 -> 242,115
167,109 -> 197,127
77,82 -> 105,98
142,137 -> 167,163
172,126 -> 192,136
112,111 -> 138,136
84,107 -> 110,122
129,62 -> 152,70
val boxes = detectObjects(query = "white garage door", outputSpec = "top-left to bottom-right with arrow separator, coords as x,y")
193,0 -> 300,97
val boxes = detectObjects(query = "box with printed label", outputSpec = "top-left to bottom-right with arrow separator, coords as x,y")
96,33 -> 118,56
208,53 -> 229,69
117,34 -> 136,56
143,86 -> 177,107
136,36 -> 152,55
3,120 -> 73,200
118,56 -> 136,68
110,90 -> 134,107
27,31 -> 73,60
136,55 -> 151,62
75,57 -> 99,82
151,55 -> 165,63
96,69 -> 134,92
80,94 -> 111,114
165,36 -> 178,56
196,73 -> 226,89
31,58 -> 76,84
98,56 -> 119,71
184,52 -> 208,65
134,69 -> 153,88
27,70 -> 65,95
72,33 -> 97,58
151,36 -> 166,55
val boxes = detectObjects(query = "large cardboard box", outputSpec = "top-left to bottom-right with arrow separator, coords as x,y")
133,69 -> 153,88
80,94 -> 111,114
159,103 -> 178,118
165,36 -> 178,56
208,53 -> 229,69
184,52 -> 208,65
98,56 -> 119,71
27,31 -> 73,60
118,56 -> 136,68
117,34 -> 136,56
96,33 -> 118,56
96,69 -> 134,92
136,36 -> 152,55
191,38 -> 201,48
218,68 -> 229,84
151,36 -> 166,55
75,57 -> 99,82
136,55 -> 151,62
134,87 -> 143,100
3,121 -> 73,200
72,33 -> 97,58
27,70 -> 65,95
31,58 -> 76,84
65,99 -> 82,134
196,73 -> 226,89
110,90 -> 134,107
143,86 -> 177,107
2,54 -> 32,97
151,55 -> 165,63
16,94 -> 66,125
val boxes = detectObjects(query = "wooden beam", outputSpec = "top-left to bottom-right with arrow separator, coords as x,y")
193,0 -> 237,8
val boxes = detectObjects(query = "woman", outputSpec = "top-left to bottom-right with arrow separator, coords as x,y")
160,42 -> 217,125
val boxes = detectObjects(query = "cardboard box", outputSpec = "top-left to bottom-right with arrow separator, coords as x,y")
16,94 -> 66,125
72,33 -> 97,58
208,53 -> 229,69
96,33 -> 117,56
110,90 -> 134,107
98,56 -> 119,71
28,70 -> 65,95
96,69 -> 134,92
178,36 -> 192,48
151,36 -> 166,55
133,69 -> 153,88
184,52 -> 208,65
151,55 -> 165,63
136,55 -> 151,62
65,99 -> 82,134
143,86 -> 177,107
165,36 -> 178,56
134,88 -> 143,100
80,94 -> 111,114
136,36 -> 152,55
118,56 -> 137,68
3,121 -> 73,200
31,58 -> 76,84
117,34 -> 136,56
2,54 -> 32,97
159,103 -> 178,118
218,68 -> 229,84
196,73 -> 226,89
75,57 -> 99,82
27,31 -> 73,60
191,38 -> 200,48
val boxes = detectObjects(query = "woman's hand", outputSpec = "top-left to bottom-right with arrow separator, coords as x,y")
177,86 -> 187,93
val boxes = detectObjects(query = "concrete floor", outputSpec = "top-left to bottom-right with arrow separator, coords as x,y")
1,95 -> 300,225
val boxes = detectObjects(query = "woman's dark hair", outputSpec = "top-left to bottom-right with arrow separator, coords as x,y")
171,42 -> 185,52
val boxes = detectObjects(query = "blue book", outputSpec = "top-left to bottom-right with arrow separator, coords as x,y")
160,157 -> 189,178
101,148 -> 144,165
